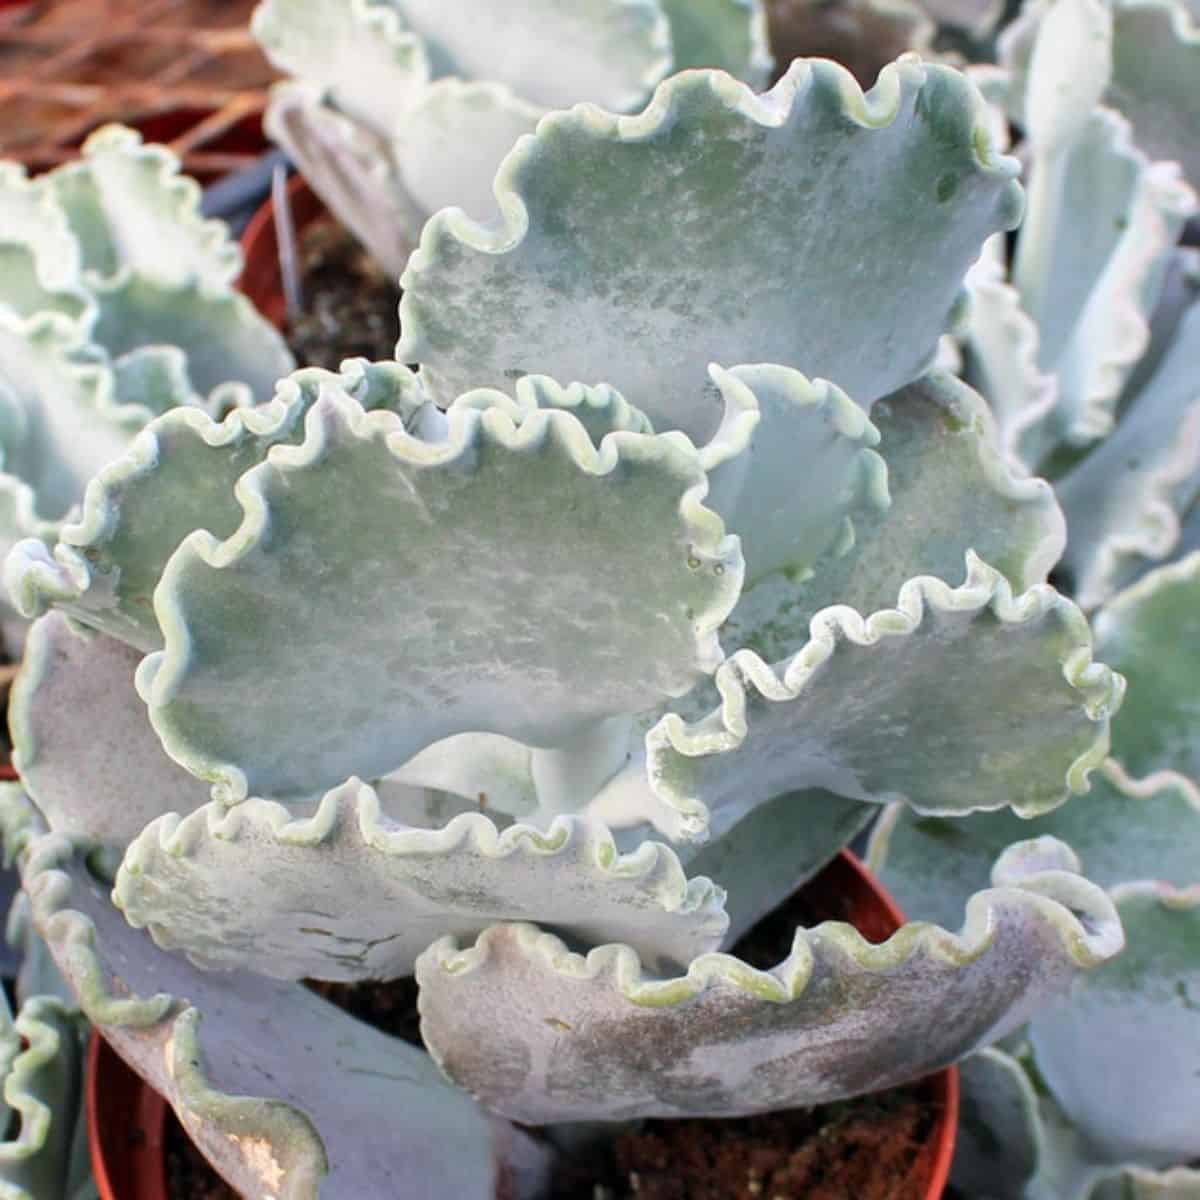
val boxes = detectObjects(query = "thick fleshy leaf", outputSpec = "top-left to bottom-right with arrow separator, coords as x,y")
659,0 -> 772,81
680,787 -> 875,944
393,80 -> 540,224
45,126 -> 240,289
115,778 -> 727,979
1025,1088 -> 1200,1200
1057,297 -> 1200,610
1020,0 -> 1112,161
1001,0 -> 1200,190
950,1047 -> 1042,1200
722,371 -> 1066,664
9,614 -> 210,844
263,82 -> 427,277
251,0 -> 430,140
0,315 -> 141,523
388,0 -> 671,111
961,252 -> 1061,471
1092,551 -> 1200,781
416,842 -> 1122,1122
1015,105 -> 1195,451
6,361 -> 429,650
16,811 -> 551,1200
0,994 -> 89,1200
0,163 -> 84,303
868,762 -> 1200,930
1030,884 -> 1200,1165
141,378 -> 741,805
701,363 -> 885,588
89,273 -> 292,407
646,554 -> 1119,840
0,244 -> 88,328
397,59 -> 1023,443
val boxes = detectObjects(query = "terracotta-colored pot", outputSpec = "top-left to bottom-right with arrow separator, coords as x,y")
238,174 -> 326,329
87,1034 -> 168,1200
816,851 -> 960,1198
81,849 -> 956,1198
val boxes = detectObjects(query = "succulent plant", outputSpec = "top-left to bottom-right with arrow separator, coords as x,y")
868,1 -> 1200,1193
0,126 -> 294,646
0,800 -> 94,1200
251,0 -> 773,277
0,57 -> 1136,1199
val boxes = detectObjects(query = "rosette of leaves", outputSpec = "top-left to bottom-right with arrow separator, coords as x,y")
251,0 -> 773,276
2,60 -> 1129,1197
872,558 -> 1200,1199
958,0 -> 1200,613
0,125 -> 294,644
869,9 -> 1200,1187
0,789 -> 94,1200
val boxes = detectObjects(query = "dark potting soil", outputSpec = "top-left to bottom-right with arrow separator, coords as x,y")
286,222 -> 402,370
166,1112 -> 242,1200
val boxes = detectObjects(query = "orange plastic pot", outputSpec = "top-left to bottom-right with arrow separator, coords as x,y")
79,850 -> 954,1198
87,1034 -> 169,1200
238,173 -> 326,329
816,851 -> 960,1198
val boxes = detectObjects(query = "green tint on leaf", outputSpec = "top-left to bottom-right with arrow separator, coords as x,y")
1030,885 -> 1200,1165
142,377 -> 741,804
115,779 -> 727,980
9,614 -> 210,845
648,555 -> 1119,840
1093,552 -> 1200,781
417,846 -> 1121,1122
398,60 -> 1023,443
723,371 -> 1065,664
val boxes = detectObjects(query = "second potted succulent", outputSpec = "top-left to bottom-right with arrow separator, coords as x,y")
0,49 -> 1131,1198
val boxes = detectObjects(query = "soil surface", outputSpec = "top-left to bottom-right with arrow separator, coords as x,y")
285,222 -> 402,370
166,1113 -> 240,1200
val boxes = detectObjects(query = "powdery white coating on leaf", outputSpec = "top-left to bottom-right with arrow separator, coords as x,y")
45,125 -> 241,290
416,845 -> 1122,1122
9,614 -> 210,845
1058,296 -> 1200,610
722,371 -> 1067,665
962,251 -> 1061,471
6,361 -> 422,650
252,0 -> 430,140
700,364 -> 884,588
16,815 -> 550,1199
114,777 -> 728,980
0,315 -> 143,525
141,376 -> 742,805
88,273 -> 293,409
1014,106 -> 1197,452
0,163 -> 84,307
398,58 -> 1023,444
1031,884 -> 1200,1165
1000,0 -> 1200,190
385,0 -> 672,111
646,553 -> 1121,840
393,80 -> 541,224
0,994 -> 88,1200
869,760 -> 1200,930
1093,551 -> 1200,783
